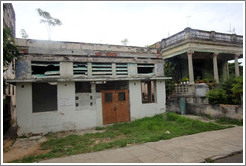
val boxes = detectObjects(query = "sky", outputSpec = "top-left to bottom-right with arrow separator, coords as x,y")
8,1 -> 244,47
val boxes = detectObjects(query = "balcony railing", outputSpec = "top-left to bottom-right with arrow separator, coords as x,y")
161,28 -> 243,48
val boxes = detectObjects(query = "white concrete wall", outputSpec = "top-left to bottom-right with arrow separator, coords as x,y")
16,83 -> 33,135
16,82 -> 102,135
129,80 -> 166,120
16,80 -> 166,135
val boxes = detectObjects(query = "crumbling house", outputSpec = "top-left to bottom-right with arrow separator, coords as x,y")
8,39 -> 169,135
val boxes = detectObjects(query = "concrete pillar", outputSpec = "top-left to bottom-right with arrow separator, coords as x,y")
88,63 -> 92,77
60,62 -> 73,78
221,60 -> 229,82
112,63 -> 116,77
91,83 -> 96,110
187,51 -> 194,84
234,54 -> 240,77
213,53 -> 219,83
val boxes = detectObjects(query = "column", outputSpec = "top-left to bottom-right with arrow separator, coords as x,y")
225,61 -> 229,80
187,51 -> 194,84
234,54 -> 240,77
221,60 -> 229,82
213,53 -> 219,83
112,63 -> 116,77
88,62 -> 92,77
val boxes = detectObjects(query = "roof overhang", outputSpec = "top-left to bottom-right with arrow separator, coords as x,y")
7,76 -> 172,84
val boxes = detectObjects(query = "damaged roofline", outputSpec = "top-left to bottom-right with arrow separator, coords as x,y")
16,38 -> 156,50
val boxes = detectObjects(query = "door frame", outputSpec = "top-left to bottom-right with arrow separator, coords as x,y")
101,89 -> 130,124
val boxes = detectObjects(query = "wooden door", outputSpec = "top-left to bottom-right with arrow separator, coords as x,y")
102,89 -> 130,124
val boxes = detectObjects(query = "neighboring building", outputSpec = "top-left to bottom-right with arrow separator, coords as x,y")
3,3 -> 16,133
8,39 -> 168,135
160,27 -> 243,84
157,27 -> 243,113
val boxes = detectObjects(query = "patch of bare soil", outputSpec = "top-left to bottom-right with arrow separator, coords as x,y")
3,128 -> 106,163
3,136 -> 49,163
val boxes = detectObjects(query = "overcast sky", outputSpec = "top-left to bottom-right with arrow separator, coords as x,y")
9,1 -> 244,47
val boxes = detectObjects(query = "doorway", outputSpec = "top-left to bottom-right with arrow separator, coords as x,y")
101,89 -> 130,124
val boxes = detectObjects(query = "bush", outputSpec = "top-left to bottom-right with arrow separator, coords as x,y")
206,76 -> 243,105
206,88 -> 228,104
231,76 -> 243,104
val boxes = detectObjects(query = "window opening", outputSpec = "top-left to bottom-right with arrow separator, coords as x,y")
92,63 -> 112,76
137,64 -> 154,74
116,63 -> 128,75
75,82 -> 91,93
32,61 -> 60,78
141,81 -> 156,103
105,93 -> 112,102
73,62 -> 88,76
118,92 -> 126,101
32,83 -> 57,112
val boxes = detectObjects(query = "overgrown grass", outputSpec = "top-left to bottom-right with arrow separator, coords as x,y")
215,117 -> 243,126
11,112 -> 230,163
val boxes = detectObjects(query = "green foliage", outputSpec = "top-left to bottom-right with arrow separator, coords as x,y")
228,62 -> 243,76
164,60 -> 175,96
206,89 -> 228,104
207,76 -> 243,105
231,76 -> 243,95
215,117 -> 243,126
95,126 -> 105,130
3,27 -> 19,66
11,113 -> 229,163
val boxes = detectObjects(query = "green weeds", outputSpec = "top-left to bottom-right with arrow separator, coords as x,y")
11,112 -> 230,163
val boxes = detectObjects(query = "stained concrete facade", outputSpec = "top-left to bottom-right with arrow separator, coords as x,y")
10,39 -> 169,135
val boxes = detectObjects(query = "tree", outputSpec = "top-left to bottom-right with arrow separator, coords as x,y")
20,29 -> 28,39
36,8 -> 62,40
3,27 -> 19,67
121,38 -> 128,46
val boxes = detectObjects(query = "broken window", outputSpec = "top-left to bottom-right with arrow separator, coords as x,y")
32,61 -> 60,78
92,63 -> 112,76
141,81 -> 156,103
75,82 -> 91,93
116,63 -> 128,75
73,62 -> 88,76
137,64 -> 154,74
32,83 -> 57,113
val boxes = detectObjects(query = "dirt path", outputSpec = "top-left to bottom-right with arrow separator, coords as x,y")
3,136 -> 49,163
3,127 -> 104,163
